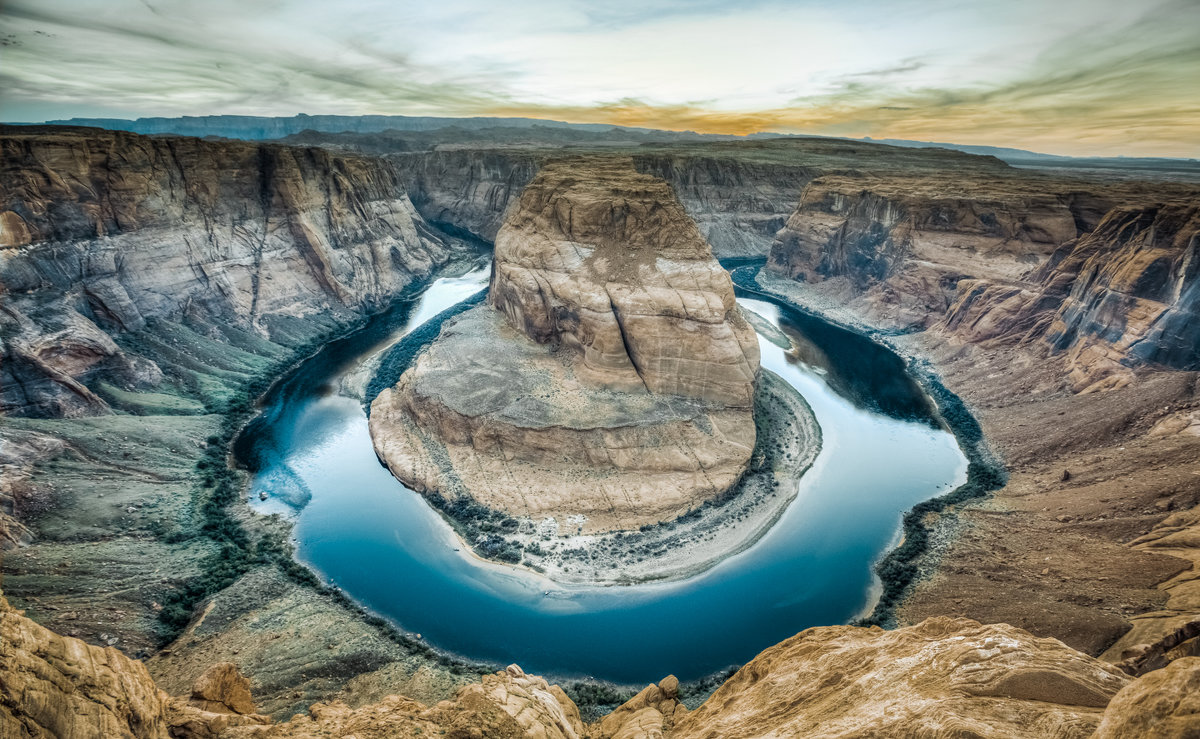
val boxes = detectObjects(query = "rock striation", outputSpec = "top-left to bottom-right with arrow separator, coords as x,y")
488,158 -> 759,404
0,126 -> 459,417
672,617 -> 1132,739
764,165 -> 1200,393
941,204 -> 1200,392
6,590 -> 1198,739
631,153 -> 816,258
392,149 -> 542,243
370,157 -> 760,532
766,173 -> 1084,328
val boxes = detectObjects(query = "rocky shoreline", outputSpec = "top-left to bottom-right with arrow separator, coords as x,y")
402,368 -> 820,585
735,265 -> 1009,626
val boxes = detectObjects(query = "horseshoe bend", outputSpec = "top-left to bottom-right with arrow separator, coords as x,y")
4,7 -> 1200,733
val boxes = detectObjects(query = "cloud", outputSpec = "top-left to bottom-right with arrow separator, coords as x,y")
0,0 -> 1196,156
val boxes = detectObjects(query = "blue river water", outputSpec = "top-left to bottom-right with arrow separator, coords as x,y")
243,266 -> 967,684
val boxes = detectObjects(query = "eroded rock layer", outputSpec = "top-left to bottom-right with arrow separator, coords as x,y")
371,157 -> 760,532
673,617 -> 1131,739
940,204 -> 1200,392
0,126 -> 457,417
5,588 -> 1196,739
765,173 -> 1086,328
490,158 -> 759,404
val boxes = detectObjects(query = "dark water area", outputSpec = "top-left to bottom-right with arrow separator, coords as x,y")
762,295 -> 940,426
236,267 -> 967,684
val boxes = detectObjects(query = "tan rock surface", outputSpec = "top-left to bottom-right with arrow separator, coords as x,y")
370,157 -> 760,532
188,663 -> 258,716
1093,657 -> 1200,738
227,664 -> 584,739
672,617 -> 1130,739
766,173 -> 1081,329
370,308 -> 757,532
0,589 -> 171,738
1103,505 -> 1200,668
490,157 -> 758,404
595,677 -> 684,739
6,583 -> 1190,739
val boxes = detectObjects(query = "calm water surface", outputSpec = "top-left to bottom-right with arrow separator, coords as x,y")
242,268 -> 967,684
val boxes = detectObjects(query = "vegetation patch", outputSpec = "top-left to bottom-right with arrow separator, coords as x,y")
857,369 -> 1006,626
365,289 -> 487,406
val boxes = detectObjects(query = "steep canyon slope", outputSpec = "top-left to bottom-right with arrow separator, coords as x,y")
0,125 -> 481,712
758,153 -> 1200,663
1,126 -> 459,418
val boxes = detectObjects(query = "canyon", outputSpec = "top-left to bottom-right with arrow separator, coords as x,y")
2,121 -> 1200,735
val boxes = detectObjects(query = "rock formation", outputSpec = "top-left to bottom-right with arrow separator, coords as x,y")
940,204 -> 1199,392
0,126 -> 460,417
6,586 -> 1199,739
1092,657 -> 1200,738
0,588 -> 172,737
187,663 -> 259,716
763,162 -> 1199,393
370,157 -> 760,532
488,158 -> 759,404
766,173 -> 1084,327
594,676 -> 685,739
631,153 -> 815,258
6,126 -> 1200,737
672,617 -> 1131,739
393,149 -> 542,243
249,664 -> 586,739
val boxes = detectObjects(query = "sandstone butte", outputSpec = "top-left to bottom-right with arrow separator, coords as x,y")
3,587 -> 1197,738
369,157 -> 761,533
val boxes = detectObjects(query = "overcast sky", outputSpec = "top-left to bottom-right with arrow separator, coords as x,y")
2,0 -> 1197,156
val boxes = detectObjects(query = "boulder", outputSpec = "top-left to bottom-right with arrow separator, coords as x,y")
1093,657 -> 1200,738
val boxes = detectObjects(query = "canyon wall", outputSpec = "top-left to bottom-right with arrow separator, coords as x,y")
764,170 -> 1199,388
391,149 -> 543,243
631,153 -> 815,258
389,140 -> 1018,261
942,204 -> 1200,391
0,126 -> 462,417
764,173 -> 1091,327
5,129 -> 1199,734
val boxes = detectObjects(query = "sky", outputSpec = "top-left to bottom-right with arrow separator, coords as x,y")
1,0 -> 1198,157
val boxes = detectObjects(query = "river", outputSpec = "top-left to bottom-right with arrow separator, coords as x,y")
240,263 -> 967,684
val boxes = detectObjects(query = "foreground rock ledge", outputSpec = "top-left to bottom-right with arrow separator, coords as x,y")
370,157 -> 762,533
4,586 -> 1197,738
